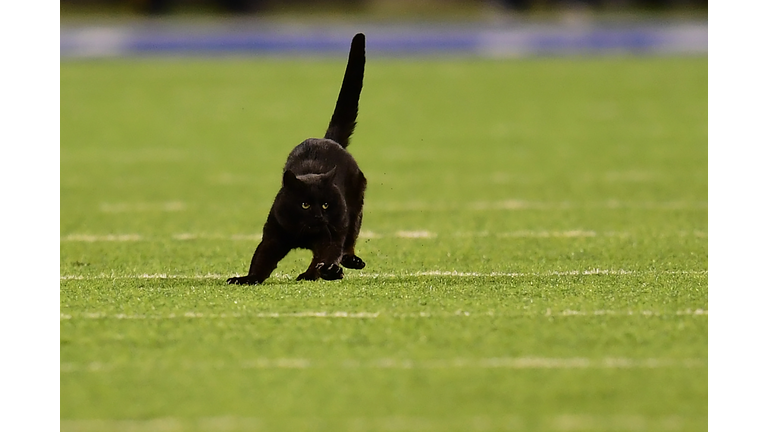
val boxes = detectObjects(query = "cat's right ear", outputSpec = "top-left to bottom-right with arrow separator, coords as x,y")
283,170 -> 303,190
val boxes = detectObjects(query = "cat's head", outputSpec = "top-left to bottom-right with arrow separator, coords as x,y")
274,168 -> 347,235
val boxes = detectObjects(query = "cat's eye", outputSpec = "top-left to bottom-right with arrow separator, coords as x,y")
322,203 -> 329,210
301,202 -> 310,209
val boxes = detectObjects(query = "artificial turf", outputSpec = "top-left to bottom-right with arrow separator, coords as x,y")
60,56 -> 707,431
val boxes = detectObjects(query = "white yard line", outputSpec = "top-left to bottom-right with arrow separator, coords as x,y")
59,309 -> 706,321
395,230 -> 437,238
60,230 -> 706,242
60,273 -> 228,280
60,269 -> 707,280
170,233 -> 264,241
60,414 -> 694,432
59,311 -> 382,320
498,230 -> 597,238
90,200 -> 706,215
61,234 -> 144,242
60,356 -> 704,374
367,200 -> 707,212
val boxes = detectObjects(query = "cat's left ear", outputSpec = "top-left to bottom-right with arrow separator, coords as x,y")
283,170 -> 304,190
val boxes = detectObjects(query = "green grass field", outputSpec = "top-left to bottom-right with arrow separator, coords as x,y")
60,56 -> 707,431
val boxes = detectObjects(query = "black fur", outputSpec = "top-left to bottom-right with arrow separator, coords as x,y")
227,33 -> 367,285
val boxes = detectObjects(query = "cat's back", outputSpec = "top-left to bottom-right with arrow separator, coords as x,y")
285,138 -> 359,176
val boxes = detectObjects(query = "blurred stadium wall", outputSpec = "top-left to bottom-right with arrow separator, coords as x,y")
61,0 -> 707,15
60,0 -> 707,57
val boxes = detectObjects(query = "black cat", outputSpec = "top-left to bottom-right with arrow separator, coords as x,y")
227,33 -> 368,285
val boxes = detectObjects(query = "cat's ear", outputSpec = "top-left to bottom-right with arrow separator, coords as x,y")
283,170 -> 304,190
320,167 -> 337,183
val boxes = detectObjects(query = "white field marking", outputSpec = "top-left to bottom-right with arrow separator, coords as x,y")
60,309 -> 705,321
368,200 -> 707,212
356,357 -> 706,369
60,417 -> 266,432
544,308 -> 707,317
367,200 -> 564,211
59,311 -> 380,320
366,200 -> 562,211
395,230 -> 437,238
99,201 -> 186,213
445,230 -> 684,238
61,234 -> 143,242
452,230 -> 605,238
61,230 -> 706,242
90,199 -> 706,215
548,414 -> 689,431
60,415 -> 692,432
676,308 -> 709,316
60,273 -> 227,280
407,269 -> 632,277
171,233 -> 263,241
171,233 -> 198,240
358,230 -> 382,239
252,311 -> 380,318
59,269 -> 708,281
498,230 -> 597,238
59,357 -> 705,373
345,415 -> 525,432
403,269 -> 708,277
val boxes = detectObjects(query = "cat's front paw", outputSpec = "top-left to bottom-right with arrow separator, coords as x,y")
341,254 -> 366,270
296,271 -> 319,281
318,262 -> 344,280
227,276 -> 259,285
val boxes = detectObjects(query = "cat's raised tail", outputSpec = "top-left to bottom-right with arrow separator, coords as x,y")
324,33 -> 365,149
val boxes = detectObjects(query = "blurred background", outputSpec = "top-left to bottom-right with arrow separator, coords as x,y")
62,0 -> 708,15
61,0 -> 707,58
